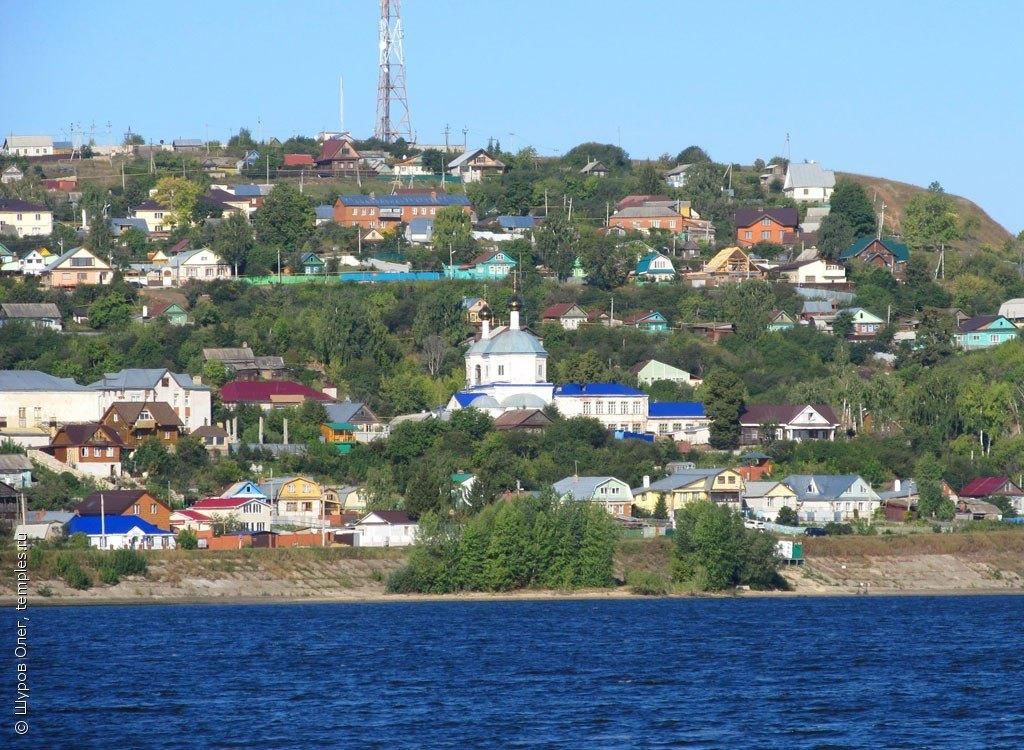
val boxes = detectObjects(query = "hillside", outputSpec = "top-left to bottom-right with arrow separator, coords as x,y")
839,172 -> 1012,248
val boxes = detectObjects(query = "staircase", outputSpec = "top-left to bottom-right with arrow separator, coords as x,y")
26,449 -> 116,487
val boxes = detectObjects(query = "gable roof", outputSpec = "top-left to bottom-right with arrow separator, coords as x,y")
552,476 -> 628,501
220,380 -> 335,404
957,315 -> 1013,334
0,198 -> 50,213
67,515 -> 173,536
0,454 -> 33,472
103,401 -> 183,428
636,251 -> 674,275
324,401 -> 379,424
78,490 -> 165,515
358,510 -> 414,525
447,148 -> 504,170
704,246 -> 753,272
739,404 -> 839,426
785,162 -> 836,190
493,409 -> 553,429
1,302 -> 61,319
498,215 -> 539,230
840,236 -> 910,262
542,302 -> 587,319
191,424 -> 229,439
339,193 -> 470,208
784,474 -> 875,501
53,422 -> 124,446
635,468 -> 727,494
283,153 -> 316,166
647,402 -> 706,418
91,368 -> 207,392
959,476 -> 1020,497
733,207 -> 800,229
621,310 -> 666,325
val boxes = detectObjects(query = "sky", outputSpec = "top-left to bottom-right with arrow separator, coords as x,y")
3,0 -> 1023,232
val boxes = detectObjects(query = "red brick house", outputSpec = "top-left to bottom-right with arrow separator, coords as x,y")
316,137 -> 361,172
332,192 -> 471,230
734,207 -> 799,247
77,489 -> 173,531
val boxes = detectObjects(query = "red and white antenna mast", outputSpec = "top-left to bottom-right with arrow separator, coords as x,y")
375,0 -> 413,144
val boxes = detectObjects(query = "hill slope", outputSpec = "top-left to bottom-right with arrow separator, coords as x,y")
839,172 -> 1012,247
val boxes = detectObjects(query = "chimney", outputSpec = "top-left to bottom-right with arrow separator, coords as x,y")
322,385 -> 338,399
643,475 -> 650,489
258,415 -> 264,444
283,418 -> 289,445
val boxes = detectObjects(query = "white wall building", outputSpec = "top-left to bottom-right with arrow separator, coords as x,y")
162,248 -> 232,286
783,162 -> 836,203
190,497 -> 275,532
90,368 -> 212,433
552,475 -> 634,516
352,511 -> 418,547
18,249 -> 54,275
0,370 -> 103,446
2,135 -> 54,157
0,199 -> 54,237
552,384 -> 649,433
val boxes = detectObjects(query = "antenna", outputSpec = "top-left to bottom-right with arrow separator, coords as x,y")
339,76 -> 345,132
877,202 -> 886,240
375,0 -> 413,143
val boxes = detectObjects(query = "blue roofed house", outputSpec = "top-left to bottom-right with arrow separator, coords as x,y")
954,315 -> 1020,350
552,475 -> 633,516
840,236 -> 909,280
785,474 -> 881,523
645,402 -> 710,445
498,215 -> 540,235
66,515 -> 177,549
634,251 -> 676,283
553,383 -> 649,433
314,205 -> 334,226
405,217 -> 434,244
444,249 -> 516,281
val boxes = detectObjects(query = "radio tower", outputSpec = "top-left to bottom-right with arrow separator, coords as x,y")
375,0 -> 413,143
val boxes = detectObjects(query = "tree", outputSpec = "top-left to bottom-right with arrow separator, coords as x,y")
635,163 -> 662,194
674,501 -> 780,591
88,291 -> 133,329
675,146 -> 711,165
420,334 -> 448,376
831,311 -> 854,339
699,369 -> 747,450
533,211 -> 578,280
176,529 -> 199,549
213,212 -> 254,273
420,148 -> 446,175
432,205 -> 474,262
562,142 -> 629,170
153,177 -> 202,229
652,496 -> 668,519
555,350 -> 609,384
253,183 -> 315,247
817,213 -> 855,260
903,182 -> 960,250
829,180 -> 876,237
775,506 -> 798,525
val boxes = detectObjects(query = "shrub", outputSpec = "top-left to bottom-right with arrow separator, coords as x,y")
27,546 -> 44,570
775,506 -> 798,526
107,548 -> 148,577
176,529 -> 199,550
36,585 -> 52,597
65,533 -> 90,549
99,566 -> 120,585
627,570 -> 670,596
823,522 -> 854,536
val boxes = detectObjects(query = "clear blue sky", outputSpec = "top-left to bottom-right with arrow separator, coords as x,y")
3,0 -> 1022,232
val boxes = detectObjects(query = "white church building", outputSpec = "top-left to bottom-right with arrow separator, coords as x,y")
448,298 -> 554,415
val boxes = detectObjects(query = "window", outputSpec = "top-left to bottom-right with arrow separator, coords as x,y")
761,217 -> 770,226
803,189 -> 809,196
80,447 -> 88,457
659,423 -> 669,434
150,503 -> 157,515
93,447 -> 102,457
583,401 -> 592,415
134,504 -> 141,514
286,502 -> 297,512
595,402 -> 604,415
302,502 -> 313,512
106,447 -> 114,457
620,401 -> 628,415
632,401 -> 642,415
672,423 -> 682,431
744,231 -> 752,240
16,213 -> 22,220
497,365 -> 504,376
161,377 -> 170,387
302,483 -> 310,493
761,231 -> 770,240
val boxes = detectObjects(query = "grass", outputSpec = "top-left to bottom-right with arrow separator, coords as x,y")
802,528 -> 1024,557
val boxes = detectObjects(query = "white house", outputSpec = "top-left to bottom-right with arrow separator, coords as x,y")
739,404 -> 840,444
169,509 -> 215,532
18,249 -> 54,275
2,165 -> 24,184
352,510 -> 418,547
541,303 -> 589,331
631,360 -> 702,388
131,201 -> 170,233
0,199 -> 53,237
190,496 -> 275,532
742,481 -> 799,522
645,402 -> 710,445
785,474 -> 881,523
0,370 -> 103,447
998,298 -> 1024,325
551,475 -> 633,516
783,162 -> 836,203
447,148 -> 506,183
665,164 -> 692,188
552,384 -> 648,433
393,154 -> 432,176
774,258 -> 847,285
2,135 -> 54,157
162,247 -> 232,286
89,368 -> 212,433
65,515 -> 176,550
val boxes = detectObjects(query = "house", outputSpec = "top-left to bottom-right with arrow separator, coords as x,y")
131,200 -> 171,233
552,384 -> 649,433
631,468 -> 744,516
447,148 -> 506,183
837,307 -> 885,339
109,217 -> 150,237
735,451 -> 774,482
690,246 -> 763,287
783,162 -> 836,203
0,303 -> 62,331
393,154 -> 432,176
444,249 -> 516,281
405,217 -> 434,244
0,199 -> 54,237
997,298 -> 1024,325
0,370 -> 103,447
260,476 -> 336,525
169,509 -> 215,532
351,511 -> 418,547
299,251 -> 326,275
621,310 -> 669,333
220,480 -> 269,502
0,480 -> 17,527
65,515 -> 176,549
646,402 -> 710,445
0,454 -> 33,489
191,424 -> 231,455
767,310 -> 796,332
282,153 -> 315,168
878,479 -> 920,522
742,481 -> 798,522
631,360 -> 702,388
317,137 -> 361,172
100,401 -> 183,448
664,164 -> 692,188
140,300 -> 189,326
552,476 -> 633,516
91,368 -> 212,433
323,485 -> 366,513
840,236 -> 909,279
162,248 -> 231,286
542,302 -> 589,330
48,422 -> 125,478
772,258 -> 847,285
323,402 -> 389,443
634,251 -> 676,282
2,135 -> 54,157
497,215 -> 541,234
2,165 -> 24,184
684,321 -> 735,342
333,192 -> 471,230
734,208 -> 800,247
43,247 -> 112,289
493,408 -> 553,432
958,476 -> 1024,513
14,521 -> 66,543
800,300 -> 836,329
203,346 -> 286,380
220,380 -> 335,410
172,139 -> 204,152
954,499 -> 1003,522
18,247 -> 53,275
739,404 -> 840,444
954,315 -> 1020,350
315,205 -> 334,226
785,474 -> 880,523
191,496 -> 274,532
77,490 -> 173,531
608,205 -> 684,234
580,160 -> 609,177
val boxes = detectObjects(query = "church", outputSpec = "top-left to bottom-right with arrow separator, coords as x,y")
447,297 -> 554,415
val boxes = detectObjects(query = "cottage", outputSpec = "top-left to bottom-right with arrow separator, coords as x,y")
1,165 -> 24,184
49,423 -> 124,478
0,199 -> 53,237
0,303 -> 62,331
552,384 -> 648,433
493,408 -> 553,432
169,509 -> 215,532
17,248 -> 53,275
352,511 -> 419,547
645,402 -> 710,445
100,401 -> 183,448
66,515 -> 176,549
954,315 -> 1019,350
323,402 -> 389,443
838,307 -> 885,339
261,476 -> 337,525
444,250 -> 516,281
191,424 -> 231,455
840,236 -> 909,279
221,380 -> 336,410
447,148 -> 506,183
42,247 -> 112,288
141,300 -> 189,326
0,454 -> 33,489
162,248 -> 232,286
631,360 -> 702,388
91,368 -> 212,433
203,346 -> 286,380
684,321 -> 735,342
800,300 -> 836,329
735,451 -> 774,482
77,489 -> 173,531
323,485 -> 366,513
620,310 -> 669,333
282,153 -> 316,168
542,302 -> 589,330
734,208 -> 800,247
958,476 -> 1023,513
580,160 -> 609,177
191,496 -> 273,531
317,137 -> 361,172
742,481 -> 798,522
954,499 -> 1003,522
392,154 -> 432,176
785,474 -> 880,523
783,162 -> 836,203
631,468 -> 745,516
772,258 -> 847,285
664,164 -> 692,188
2,135 -> 54,157
634,251 -> 676,282
767,310 -> 796,332
552,476 -> 633,516
299,252 -> 325,275
739,404 -> 840,444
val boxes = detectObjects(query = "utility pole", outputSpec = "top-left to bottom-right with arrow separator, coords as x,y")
878,202 -> 886,239
266,154 -> 270,186
277,246 -> 282,284
462,127 -> 468,151
121,161 -> 125,190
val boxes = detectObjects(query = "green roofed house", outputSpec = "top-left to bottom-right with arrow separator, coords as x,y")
840,236 -> 909,280
954,314 -> 1020,351
634,250 -> 676,283
444,250 -> 516,281
300,252 -> 326,275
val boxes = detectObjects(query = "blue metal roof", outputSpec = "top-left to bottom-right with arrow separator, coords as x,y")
554,383 -> 644,397
314,205 -> 334,220
498,215 -> 537,230
648,401 -> 706,418
109,217 -> 149,232
341,194 -> 470,207
232,184 -> 263,197
67,515 -> 173,536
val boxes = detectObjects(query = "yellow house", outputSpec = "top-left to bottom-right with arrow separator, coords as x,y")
743,480 -> 799,521
323,485 -> 367,512
260,475 -> 340,522
632,468 -> 745,515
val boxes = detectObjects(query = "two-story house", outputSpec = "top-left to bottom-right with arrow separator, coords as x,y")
49,422 -> 125,478
552,384 -> 649,433
447,148 -> 506,183
631,468 -> 745,516
0,199 -> 53,237
552,475 -> 633,516
100,401 -> 184,448
90,368 -> 212,433
645,402 -> 710,445
190,496 -> 274,532
840,236 -> 909,280
785,474 -> 880,523
783,162 -> 836,203
76,490 -> 173,531
541,303 -> 589,330
739,404 -> 840,444
734,208 -> 799,247
772,257 -> 847,285
0,370 -> 103,447
838,307 -> 885,339
333,192 -> 471,230
131,200 -> 171,234
42,247 -> 112,289
260,475 -> 339,525
18,248 -> 53,275
634,251 -> 676,282
444,250 -> 516,281
162,248 -> 232,286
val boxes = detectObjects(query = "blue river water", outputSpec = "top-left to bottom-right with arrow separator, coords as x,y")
8,595 -> 1024,749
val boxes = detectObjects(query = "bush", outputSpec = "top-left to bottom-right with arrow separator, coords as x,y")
65,533 -> 90,549
627,570 -> 670,596
99,566 -> 120,585
176,529 -> 199,550
823,522 -> 854,536
107,548 -> 148,577
27,546 -> 44,569
36,584 -> 52,597
775,506 -> 798,525
54,553 -> 92,590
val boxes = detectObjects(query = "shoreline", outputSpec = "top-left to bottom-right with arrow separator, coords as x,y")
5,585 -> 1024,608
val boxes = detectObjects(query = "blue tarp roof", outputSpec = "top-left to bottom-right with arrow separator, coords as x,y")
554,383 -> 644,397
648,401 -> 706,418
67,515 -> 173,535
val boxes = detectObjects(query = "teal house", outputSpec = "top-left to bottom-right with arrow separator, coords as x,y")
634,251 -> 676,283
840,236 -> 909,279
300,252 -> 326,275
144,300 -> 190,326
444,250 -> 516,281
622,310 -> 669,333
955,315 -> 1020,350
767,309 -> 795,332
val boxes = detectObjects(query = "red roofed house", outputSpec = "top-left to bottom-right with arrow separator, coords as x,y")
958,476 -> 1024,513
316,137 -> 361,172
169,508 -> 215,532
542,303 -> 588,330
734,207 -> 799,247
283,154 -> 316,168
49,423 -> 125,478
190,496 -> 274,531
220,380 -> 337,410
739,404 -> 840,445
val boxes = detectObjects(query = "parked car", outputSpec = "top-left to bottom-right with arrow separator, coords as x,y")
804,527 -> 827,537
